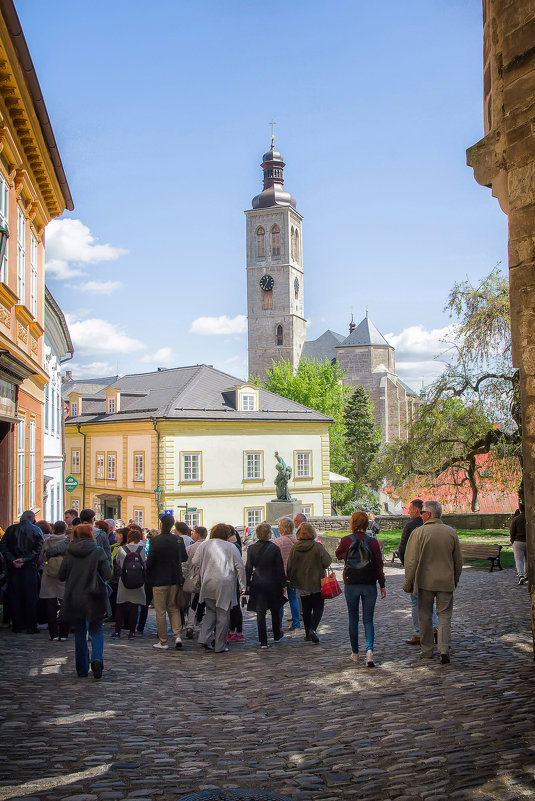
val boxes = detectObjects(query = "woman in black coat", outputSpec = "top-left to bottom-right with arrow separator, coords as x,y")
58,524 -> 112,680
245,523 -> 287,649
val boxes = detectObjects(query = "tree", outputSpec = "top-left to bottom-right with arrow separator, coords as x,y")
343,386 -> 381,484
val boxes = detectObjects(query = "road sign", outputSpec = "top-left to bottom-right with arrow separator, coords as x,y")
65,475 -> 79,492
163,509 -> 173,515
186,507 -> 197,513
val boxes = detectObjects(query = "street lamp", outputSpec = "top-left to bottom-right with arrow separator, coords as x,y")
153,484 -> 163,510
0,219 -> 9,267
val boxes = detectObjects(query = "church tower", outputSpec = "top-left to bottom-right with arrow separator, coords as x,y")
246,139 -> 306,378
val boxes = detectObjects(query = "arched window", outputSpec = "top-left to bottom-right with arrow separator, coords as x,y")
256,227 -> 265,258
294,230 -> 300,262
271,224 -> 280,257
276,325 -> 283,347
290,227 -> 294,261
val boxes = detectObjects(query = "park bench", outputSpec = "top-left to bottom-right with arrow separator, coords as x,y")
461,542 -> 503,572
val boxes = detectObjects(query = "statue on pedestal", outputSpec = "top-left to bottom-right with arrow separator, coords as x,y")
274,451 -> 295,502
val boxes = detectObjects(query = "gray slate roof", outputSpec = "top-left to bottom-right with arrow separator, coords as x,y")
338,316 -> 392,348
301,330 -> 345,363
64,364 -> 332,424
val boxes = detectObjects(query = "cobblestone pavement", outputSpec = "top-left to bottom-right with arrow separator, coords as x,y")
0,565 -> 534,801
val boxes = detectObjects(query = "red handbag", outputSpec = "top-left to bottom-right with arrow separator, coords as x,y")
321,569 -> 342,599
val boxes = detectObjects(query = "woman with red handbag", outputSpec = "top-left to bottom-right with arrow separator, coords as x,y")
335,510 -> 386,667
287,523 -> 332,644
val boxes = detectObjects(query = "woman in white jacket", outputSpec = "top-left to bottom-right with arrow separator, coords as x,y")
191,523 -> 246,653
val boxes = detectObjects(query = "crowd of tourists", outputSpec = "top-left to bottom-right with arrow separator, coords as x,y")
0,497 -> 522,679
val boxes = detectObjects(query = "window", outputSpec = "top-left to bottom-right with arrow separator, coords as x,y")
71,449 -> 81,474
29,419 -> 35,508
182,452 -> 200,481
256,226 -> 265,258
49,482 -> 54,522
17,207 -> 25,303
241,394 -> 256,411
0,174 -> 8,284
96,452 -> 105,479
56,385 -> 61,436
108,453 -> 116,480
134,452 -> 144,481
245,452 -> 262,480
17,417 -> 25,516
30,235 -> 37,316
271,224 -> 280,257
184,511 -> 200,528
296,451 -> 311,478
108,397 -> 115,414
70,401 -> 77,417
71,498 -> 80,513
246,508 -> 263,527
302,505 -> 313,516
133,508 -> 144,526
294,230 -> 300,262
276,325 -> 283,347
44,378 -> 49,432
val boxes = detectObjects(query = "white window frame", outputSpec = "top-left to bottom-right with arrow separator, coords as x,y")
17,417 -> 25,516
107,453 -> 117,480
296,451 -> 311,479
0,174 -> 8,284
17,207 -> 25,303
30,234 -> 37,317
301,505 -> 313,517
71,449 -> 81,474
29,419 -> 35,508
70,401 -> 77,417
241,394 -> 256,411
246,508 -> 263,527
108,397 -> 115,414
133,508 -> 144,526
245,452 -> 262,480
184,511 -> 200,528
44,378 -> 49,433
134,452 -> 144,482
96,452 -> 105,480
71,499 -> 80,513
182,452 -> 200,482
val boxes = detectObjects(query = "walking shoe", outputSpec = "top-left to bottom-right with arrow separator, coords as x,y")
260,644 -> 269,649
309,630 -> 319,644
274,633 -> 284,643
153,642 -> 169,650
127,632 -> 135,640
406,636 -> 420,645
51,636 -> 60,641
288,624 -> 301,630
350,653 -> 359,663
185,627 -> 194,639
59,637 -> 67,641
201,642 -> 214,651
366,649 -> 375,668
518,575 -> 525,585
304,631 -> 311,641
175,637 -> 183,650
227,632 -> 240,642
111,632 -> 121,639
440,653 -> 450,664
91,660 -> 103,680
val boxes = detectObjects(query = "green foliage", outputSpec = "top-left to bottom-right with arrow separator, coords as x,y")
343,385 -> 381,484
338,481 -> 381,516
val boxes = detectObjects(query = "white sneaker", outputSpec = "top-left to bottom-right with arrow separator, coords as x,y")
175,637 -> 183,650
153,642 -> 169,650
350,653 -> 359,663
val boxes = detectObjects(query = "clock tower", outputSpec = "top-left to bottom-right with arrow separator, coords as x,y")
246,140 -> 306,378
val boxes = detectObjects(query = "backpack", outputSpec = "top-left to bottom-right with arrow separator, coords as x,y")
45,554 -> 64,579
343,534 -> 377,584
120,545 -> 146,589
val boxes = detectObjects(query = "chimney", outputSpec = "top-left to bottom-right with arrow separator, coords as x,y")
65,370 -> 72,380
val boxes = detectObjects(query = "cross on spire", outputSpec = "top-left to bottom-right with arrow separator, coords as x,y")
269,120 -> 277,146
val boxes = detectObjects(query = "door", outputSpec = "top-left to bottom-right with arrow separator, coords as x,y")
0,421 -> 14,529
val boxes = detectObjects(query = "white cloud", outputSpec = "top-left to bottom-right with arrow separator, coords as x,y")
64,361 -> 116,378
385,324 -> 455,392
190,314 -> 247,336
140,347 -> 176,365
224,355 -> 242,364
66,315 -> 145,355
75,280 -> 125,295
45,219 -> 128,280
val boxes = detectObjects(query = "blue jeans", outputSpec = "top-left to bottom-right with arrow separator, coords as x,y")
344,583 -> 377,653
411,593 -> 438,635
279,585 -> 301,628
74,619 -> 104,677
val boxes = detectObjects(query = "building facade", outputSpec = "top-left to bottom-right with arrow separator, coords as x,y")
63,365 -> 332,528
0,2 -> 73,529
43,287 -> 73,522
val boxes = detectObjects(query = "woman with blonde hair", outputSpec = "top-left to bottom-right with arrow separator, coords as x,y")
191,523 -> 246,653
286,522 -> 331,644
335,510 -> 386,667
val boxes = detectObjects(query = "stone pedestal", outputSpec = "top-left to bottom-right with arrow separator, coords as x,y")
265,500 -> 302,524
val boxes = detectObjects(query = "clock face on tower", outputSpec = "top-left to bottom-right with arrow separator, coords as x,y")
259,274 -> 274,291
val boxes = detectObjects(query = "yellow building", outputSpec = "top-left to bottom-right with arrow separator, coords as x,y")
63,365 -> 332,529
0,1 -> 73,528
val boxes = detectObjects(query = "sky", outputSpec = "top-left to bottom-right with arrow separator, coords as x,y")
16,0 -> 508,391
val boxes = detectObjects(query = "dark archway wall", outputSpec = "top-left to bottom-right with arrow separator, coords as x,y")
467,0 -> 535,656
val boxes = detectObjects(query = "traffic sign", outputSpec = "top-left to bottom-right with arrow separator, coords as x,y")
65,475 -> 79,492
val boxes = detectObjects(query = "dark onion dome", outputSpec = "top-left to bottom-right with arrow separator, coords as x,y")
252,143 -> 296,209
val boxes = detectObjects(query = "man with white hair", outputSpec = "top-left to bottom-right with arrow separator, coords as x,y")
403,500 -> 463,664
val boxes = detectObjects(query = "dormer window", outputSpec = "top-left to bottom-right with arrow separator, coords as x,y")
70,401 -> 77,417
242,394 -> 256,411
108,397 -> 115,414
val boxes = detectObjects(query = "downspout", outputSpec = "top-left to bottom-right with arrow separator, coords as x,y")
152,417 -> 161,520
59,351 -> 73,516
76,422 -> 86,508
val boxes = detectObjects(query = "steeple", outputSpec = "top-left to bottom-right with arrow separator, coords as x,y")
252,139 -> 296,210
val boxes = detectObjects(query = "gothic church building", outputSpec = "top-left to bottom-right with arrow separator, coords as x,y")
246,141 -> 419,442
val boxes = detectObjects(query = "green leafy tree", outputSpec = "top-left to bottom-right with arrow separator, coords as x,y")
343,385 -> 381,485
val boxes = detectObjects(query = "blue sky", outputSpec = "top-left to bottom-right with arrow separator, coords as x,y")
17,0 -> 508,389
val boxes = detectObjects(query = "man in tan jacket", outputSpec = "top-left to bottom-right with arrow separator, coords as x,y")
403,500 -> 463,664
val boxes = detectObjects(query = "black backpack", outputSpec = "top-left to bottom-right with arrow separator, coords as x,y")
121,545 -> 146,589
344,534 -> 377,584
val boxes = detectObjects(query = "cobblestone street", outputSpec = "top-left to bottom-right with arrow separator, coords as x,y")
0,565 -> 534,801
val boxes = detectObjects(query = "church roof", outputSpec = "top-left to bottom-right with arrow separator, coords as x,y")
301,329 -> 345,363
337,315 -> 392,348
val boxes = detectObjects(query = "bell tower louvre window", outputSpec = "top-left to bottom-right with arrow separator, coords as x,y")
256,227 -> 265,258
276,324 -> 283,346
271,224 -> 280,257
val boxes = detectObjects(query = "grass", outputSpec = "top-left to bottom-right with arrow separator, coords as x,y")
320,528 -> 515,569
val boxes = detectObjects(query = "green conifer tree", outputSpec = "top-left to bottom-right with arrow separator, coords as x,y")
343,385 -> 381,484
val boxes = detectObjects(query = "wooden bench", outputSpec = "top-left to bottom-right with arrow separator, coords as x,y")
461,542 -> 503,572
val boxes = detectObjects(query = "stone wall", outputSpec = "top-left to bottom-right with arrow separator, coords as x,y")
310,512 -> 512,532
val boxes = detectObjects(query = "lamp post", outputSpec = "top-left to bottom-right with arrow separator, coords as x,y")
0,219 -> 9,269
153,484 -> 163,513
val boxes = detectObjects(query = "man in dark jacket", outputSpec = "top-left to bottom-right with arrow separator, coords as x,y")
0,510 -> 43,633
80,508 -> 112,565
147,515 -> 184,650
398,499 -> 437,646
